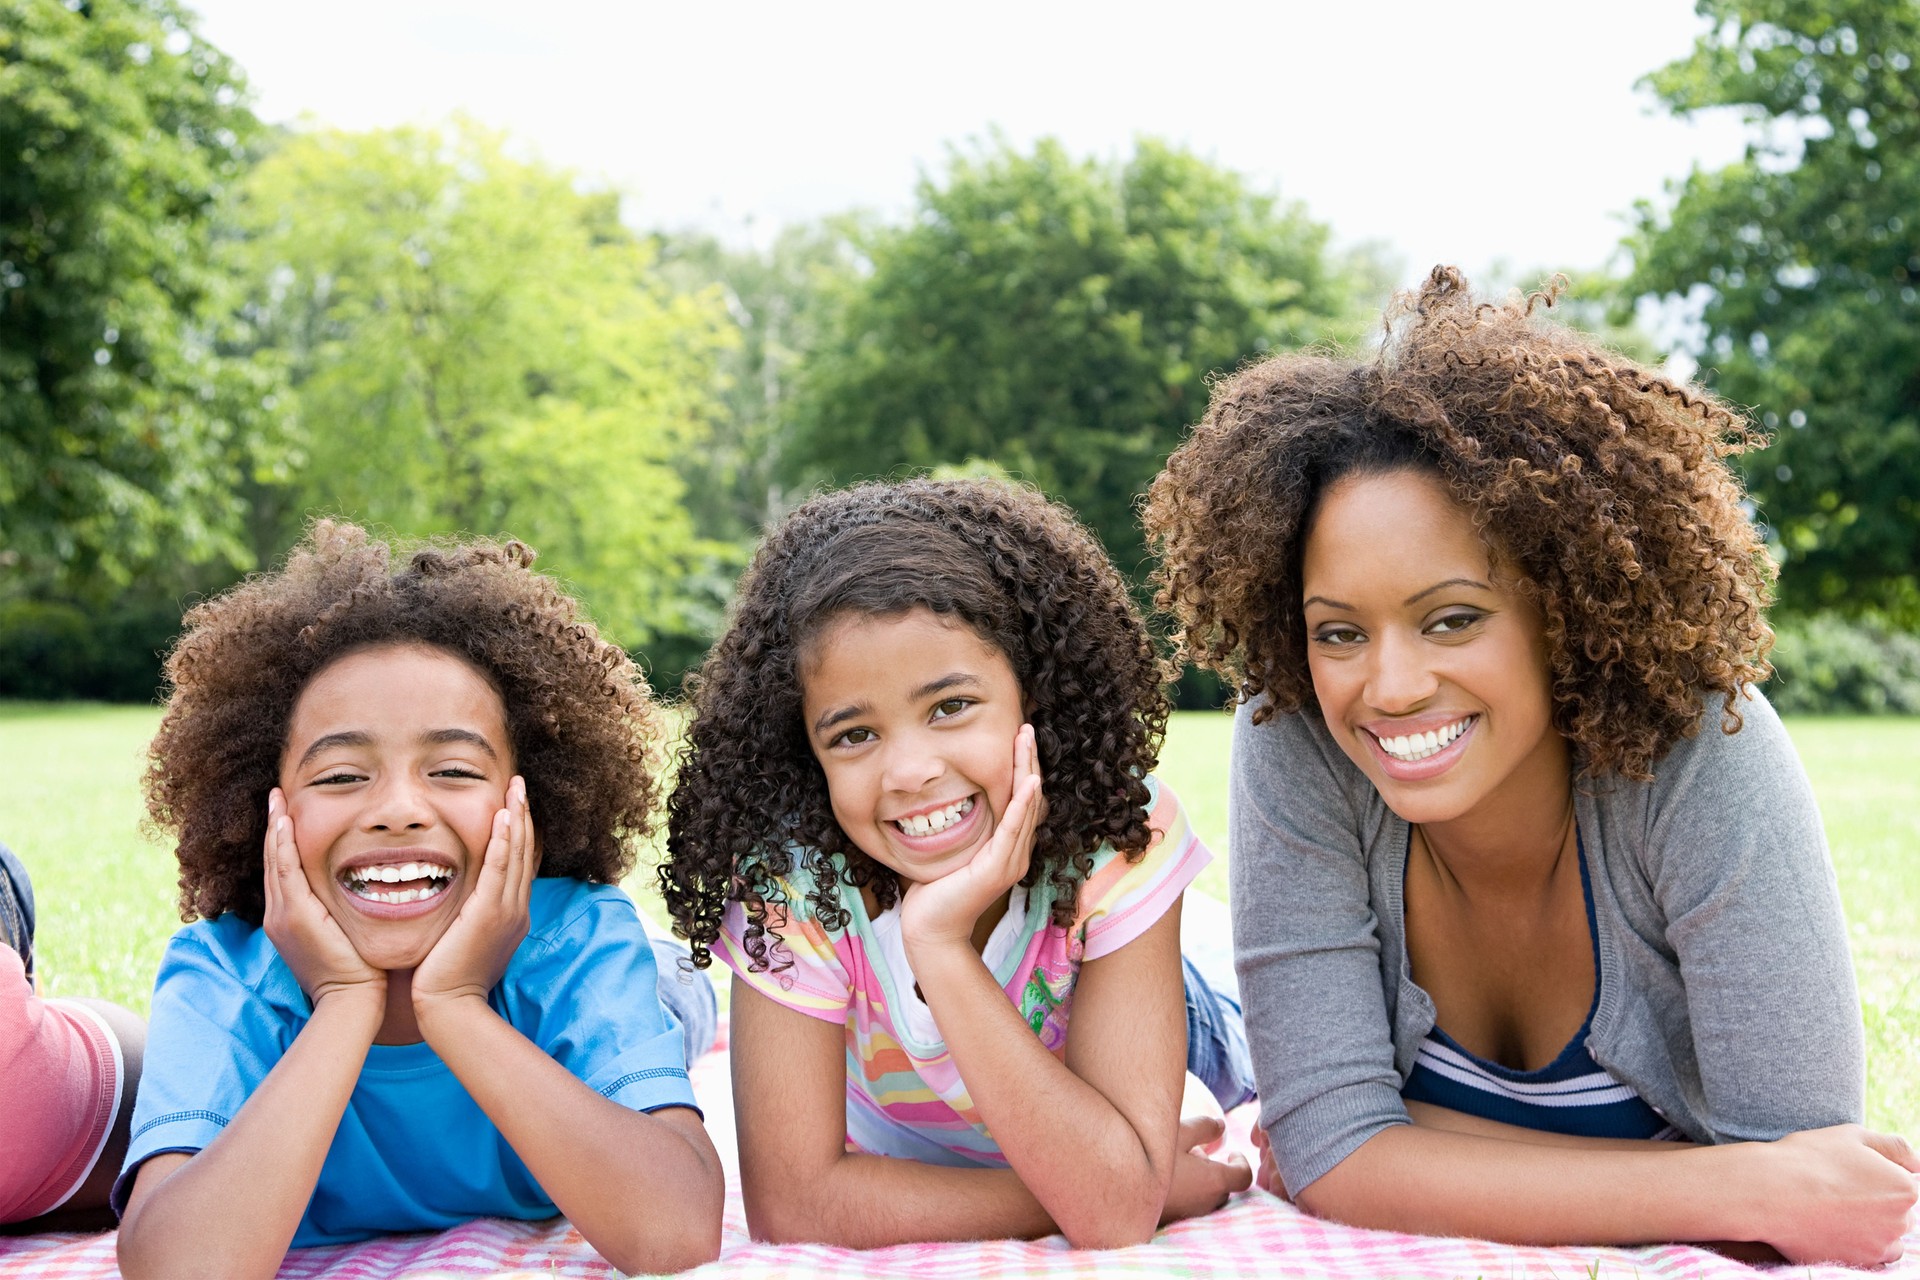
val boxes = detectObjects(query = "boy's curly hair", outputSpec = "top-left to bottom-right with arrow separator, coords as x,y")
1145,265 -> 1775,782
662,477 -> 1170,972
145,520 -> 661,924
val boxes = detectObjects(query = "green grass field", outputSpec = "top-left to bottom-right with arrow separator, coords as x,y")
3,702 -> 1914,1133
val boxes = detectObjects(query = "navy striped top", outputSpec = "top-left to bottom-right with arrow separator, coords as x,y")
1400,834 -> 1678,1141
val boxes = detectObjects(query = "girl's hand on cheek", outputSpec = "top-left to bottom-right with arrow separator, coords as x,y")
902,724 -> 1045,952
413,776 -> 538,1015
261,787 -> 386,1011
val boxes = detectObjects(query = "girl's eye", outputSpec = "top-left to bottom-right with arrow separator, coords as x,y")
1312,626 -> 1364,647
830,726 -> 875,748
313,771 -> 363,786
931,698 -> 972,720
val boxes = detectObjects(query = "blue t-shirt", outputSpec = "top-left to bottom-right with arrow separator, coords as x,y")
115,879 -> 698,1248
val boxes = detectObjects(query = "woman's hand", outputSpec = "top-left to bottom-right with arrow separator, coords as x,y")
1161,1116 -> 1253,1224
261,787 -> 385,1011
1748,1124 -> 1918,1265
413,776 -> 538,1013
901,724 -> 1044,951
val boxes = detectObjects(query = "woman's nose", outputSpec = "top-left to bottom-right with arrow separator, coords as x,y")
1365,629 -> 1438,713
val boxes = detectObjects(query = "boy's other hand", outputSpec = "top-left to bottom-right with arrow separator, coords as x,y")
1160,1115 -> 1253,1224
261,787 -> 386,1011
412,775 -> 537,1014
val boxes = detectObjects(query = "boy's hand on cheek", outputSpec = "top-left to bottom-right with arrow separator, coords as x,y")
413,776 -> 538,1020
902,724 -> 1045,953
262,787 -> 386,1013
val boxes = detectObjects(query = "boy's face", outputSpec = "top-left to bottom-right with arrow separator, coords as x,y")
277,643 -> 516,972
800,607 -> 1025,887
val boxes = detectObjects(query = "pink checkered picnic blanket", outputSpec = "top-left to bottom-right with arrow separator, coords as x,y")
6,1019 -> 1915,1279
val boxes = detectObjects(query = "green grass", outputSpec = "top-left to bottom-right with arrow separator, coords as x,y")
3,703 -> 1914,1132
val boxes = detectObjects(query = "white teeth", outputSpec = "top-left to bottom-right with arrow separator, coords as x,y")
342,862 -> 453,897
347,879 -> 451,905
895,796 -> 975,837
1376,717 -> 1474,762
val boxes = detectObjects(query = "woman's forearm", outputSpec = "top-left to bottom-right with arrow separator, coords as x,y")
418,994 -> 723,1274
117,991 -> 383,1280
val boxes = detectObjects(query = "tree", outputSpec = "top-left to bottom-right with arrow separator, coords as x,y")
0,0 -> 275,592
232,121 -> 737,647
1626,0 -> 1920,622
785,136 -> 1373,576
654,217 -> 868,541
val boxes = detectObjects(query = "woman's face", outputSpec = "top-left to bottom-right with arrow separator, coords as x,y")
1300,468 -> 1568,828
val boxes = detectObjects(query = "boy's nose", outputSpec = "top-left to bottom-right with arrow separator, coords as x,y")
363,776 -> 434,830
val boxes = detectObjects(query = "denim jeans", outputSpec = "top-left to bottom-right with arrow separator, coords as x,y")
0,841 -> 32,978
1183,954 -> 1257,1111
650,937 -> 719,1070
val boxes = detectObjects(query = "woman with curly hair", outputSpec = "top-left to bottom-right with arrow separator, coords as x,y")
662,477 -> 1254,1249
1144,267 -> 1917,1265
117,522 -> 723,1279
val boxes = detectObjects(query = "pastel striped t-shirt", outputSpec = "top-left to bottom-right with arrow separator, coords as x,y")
716,776 -> 1208,1168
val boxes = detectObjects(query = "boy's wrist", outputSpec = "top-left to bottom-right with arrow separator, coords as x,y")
411,988 -> 497,1041
309,982 -> 386,1037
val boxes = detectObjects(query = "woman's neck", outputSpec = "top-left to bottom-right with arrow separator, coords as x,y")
1415,734 -> 1576,892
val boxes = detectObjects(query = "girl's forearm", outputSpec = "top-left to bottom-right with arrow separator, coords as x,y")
908,940 -> 1169,1249
745,1148 -> 1056,1246
117,991 -> 383,1280
417,994 -> 723,1274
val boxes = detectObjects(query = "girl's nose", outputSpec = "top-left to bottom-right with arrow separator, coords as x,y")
1364,629 -> 1439,714
879,735 -> 944,795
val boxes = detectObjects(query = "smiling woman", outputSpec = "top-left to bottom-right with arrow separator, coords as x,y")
1143,266 -> 1919,1266
117,522 -> 726,1279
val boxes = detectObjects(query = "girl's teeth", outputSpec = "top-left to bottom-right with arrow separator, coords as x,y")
897,797 -> 975,837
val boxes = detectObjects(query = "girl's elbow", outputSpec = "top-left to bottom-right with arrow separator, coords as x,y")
599,1220 -> 722,1276
1057,1186 -> 1163,1251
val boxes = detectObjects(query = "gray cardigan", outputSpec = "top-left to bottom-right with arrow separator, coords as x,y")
1229,688 -> 1864,1195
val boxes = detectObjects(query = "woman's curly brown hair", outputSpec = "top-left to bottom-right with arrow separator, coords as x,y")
1145,265 -> 1776,782
145,520 -> 662,923
662,477 -> 1171,972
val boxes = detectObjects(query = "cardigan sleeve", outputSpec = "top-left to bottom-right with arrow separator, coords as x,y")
1230,701 -> 1412,1194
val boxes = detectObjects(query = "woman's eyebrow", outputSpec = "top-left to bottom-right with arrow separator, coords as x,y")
1404,577 -> 1492,606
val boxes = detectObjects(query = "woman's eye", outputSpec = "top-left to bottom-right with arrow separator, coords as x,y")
931,698 -> 971,720
1313,626 -> 1363,647
1428,612 -> 1483,636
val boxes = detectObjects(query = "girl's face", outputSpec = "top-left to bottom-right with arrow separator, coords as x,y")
277,643 -> 516,971
1300,468 -> 1568,829
800,607 -> 1026,886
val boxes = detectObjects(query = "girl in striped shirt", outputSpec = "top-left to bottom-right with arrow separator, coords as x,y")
662,477 -> 1254,1248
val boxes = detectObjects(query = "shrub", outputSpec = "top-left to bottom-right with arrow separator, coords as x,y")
1766,614 -> 1920,715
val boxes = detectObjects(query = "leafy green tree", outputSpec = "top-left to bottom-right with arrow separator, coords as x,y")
786,136 -> 1372,574
1627,0 -> 1920,622
654,218 -> 868,540
0,0 -> 275,591
233,121 -> 736,646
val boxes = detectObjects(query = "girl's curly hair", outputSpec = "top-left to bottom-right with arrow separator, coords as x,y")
145,520 -> 662,923
662,477 -> 1170,972
1145,265 -> 1775,782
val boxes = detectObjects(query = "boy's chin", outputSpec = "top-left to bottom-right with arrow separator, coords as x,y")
341,919 -> 456,975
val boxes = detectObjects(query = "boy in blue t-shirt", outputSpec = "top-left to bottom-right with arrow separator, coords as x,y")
116,523 -> 725,1278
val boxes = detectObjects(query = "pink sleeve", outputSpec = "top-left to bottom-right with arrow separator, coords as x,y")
715,893 -> 853,1024
1079,780 -> 1212,962
0,947 -> 122,1223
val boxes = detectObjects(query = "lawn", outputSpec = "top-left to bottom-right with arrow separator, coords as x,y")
3,701 -> 1914,1133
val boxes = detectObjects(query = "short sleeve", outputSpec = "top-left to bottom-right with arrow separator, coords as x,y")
113,928 -> 291,1214
503,884 -> 699,1116
1078,778 -> 1211,961
714,884 -> 852,1024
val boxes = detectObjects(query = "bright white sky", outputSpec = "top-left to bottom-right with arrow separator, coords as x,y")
185,0 -> 1751,287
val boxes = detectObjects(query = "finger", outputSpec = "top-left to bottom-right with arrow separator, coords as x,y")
1250,1123 -> 1271,1154
1215,1151 -> 1253,1194
1864,1129 -> 1920,1173
481,804 -> 512,904
509,777 -> 538,902
1178,1114 -> 1227,1151
262,790 -> 286,913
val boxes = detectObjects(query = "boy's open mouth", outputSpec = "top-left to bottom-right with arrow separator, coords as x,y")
340,861 -> 455,905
